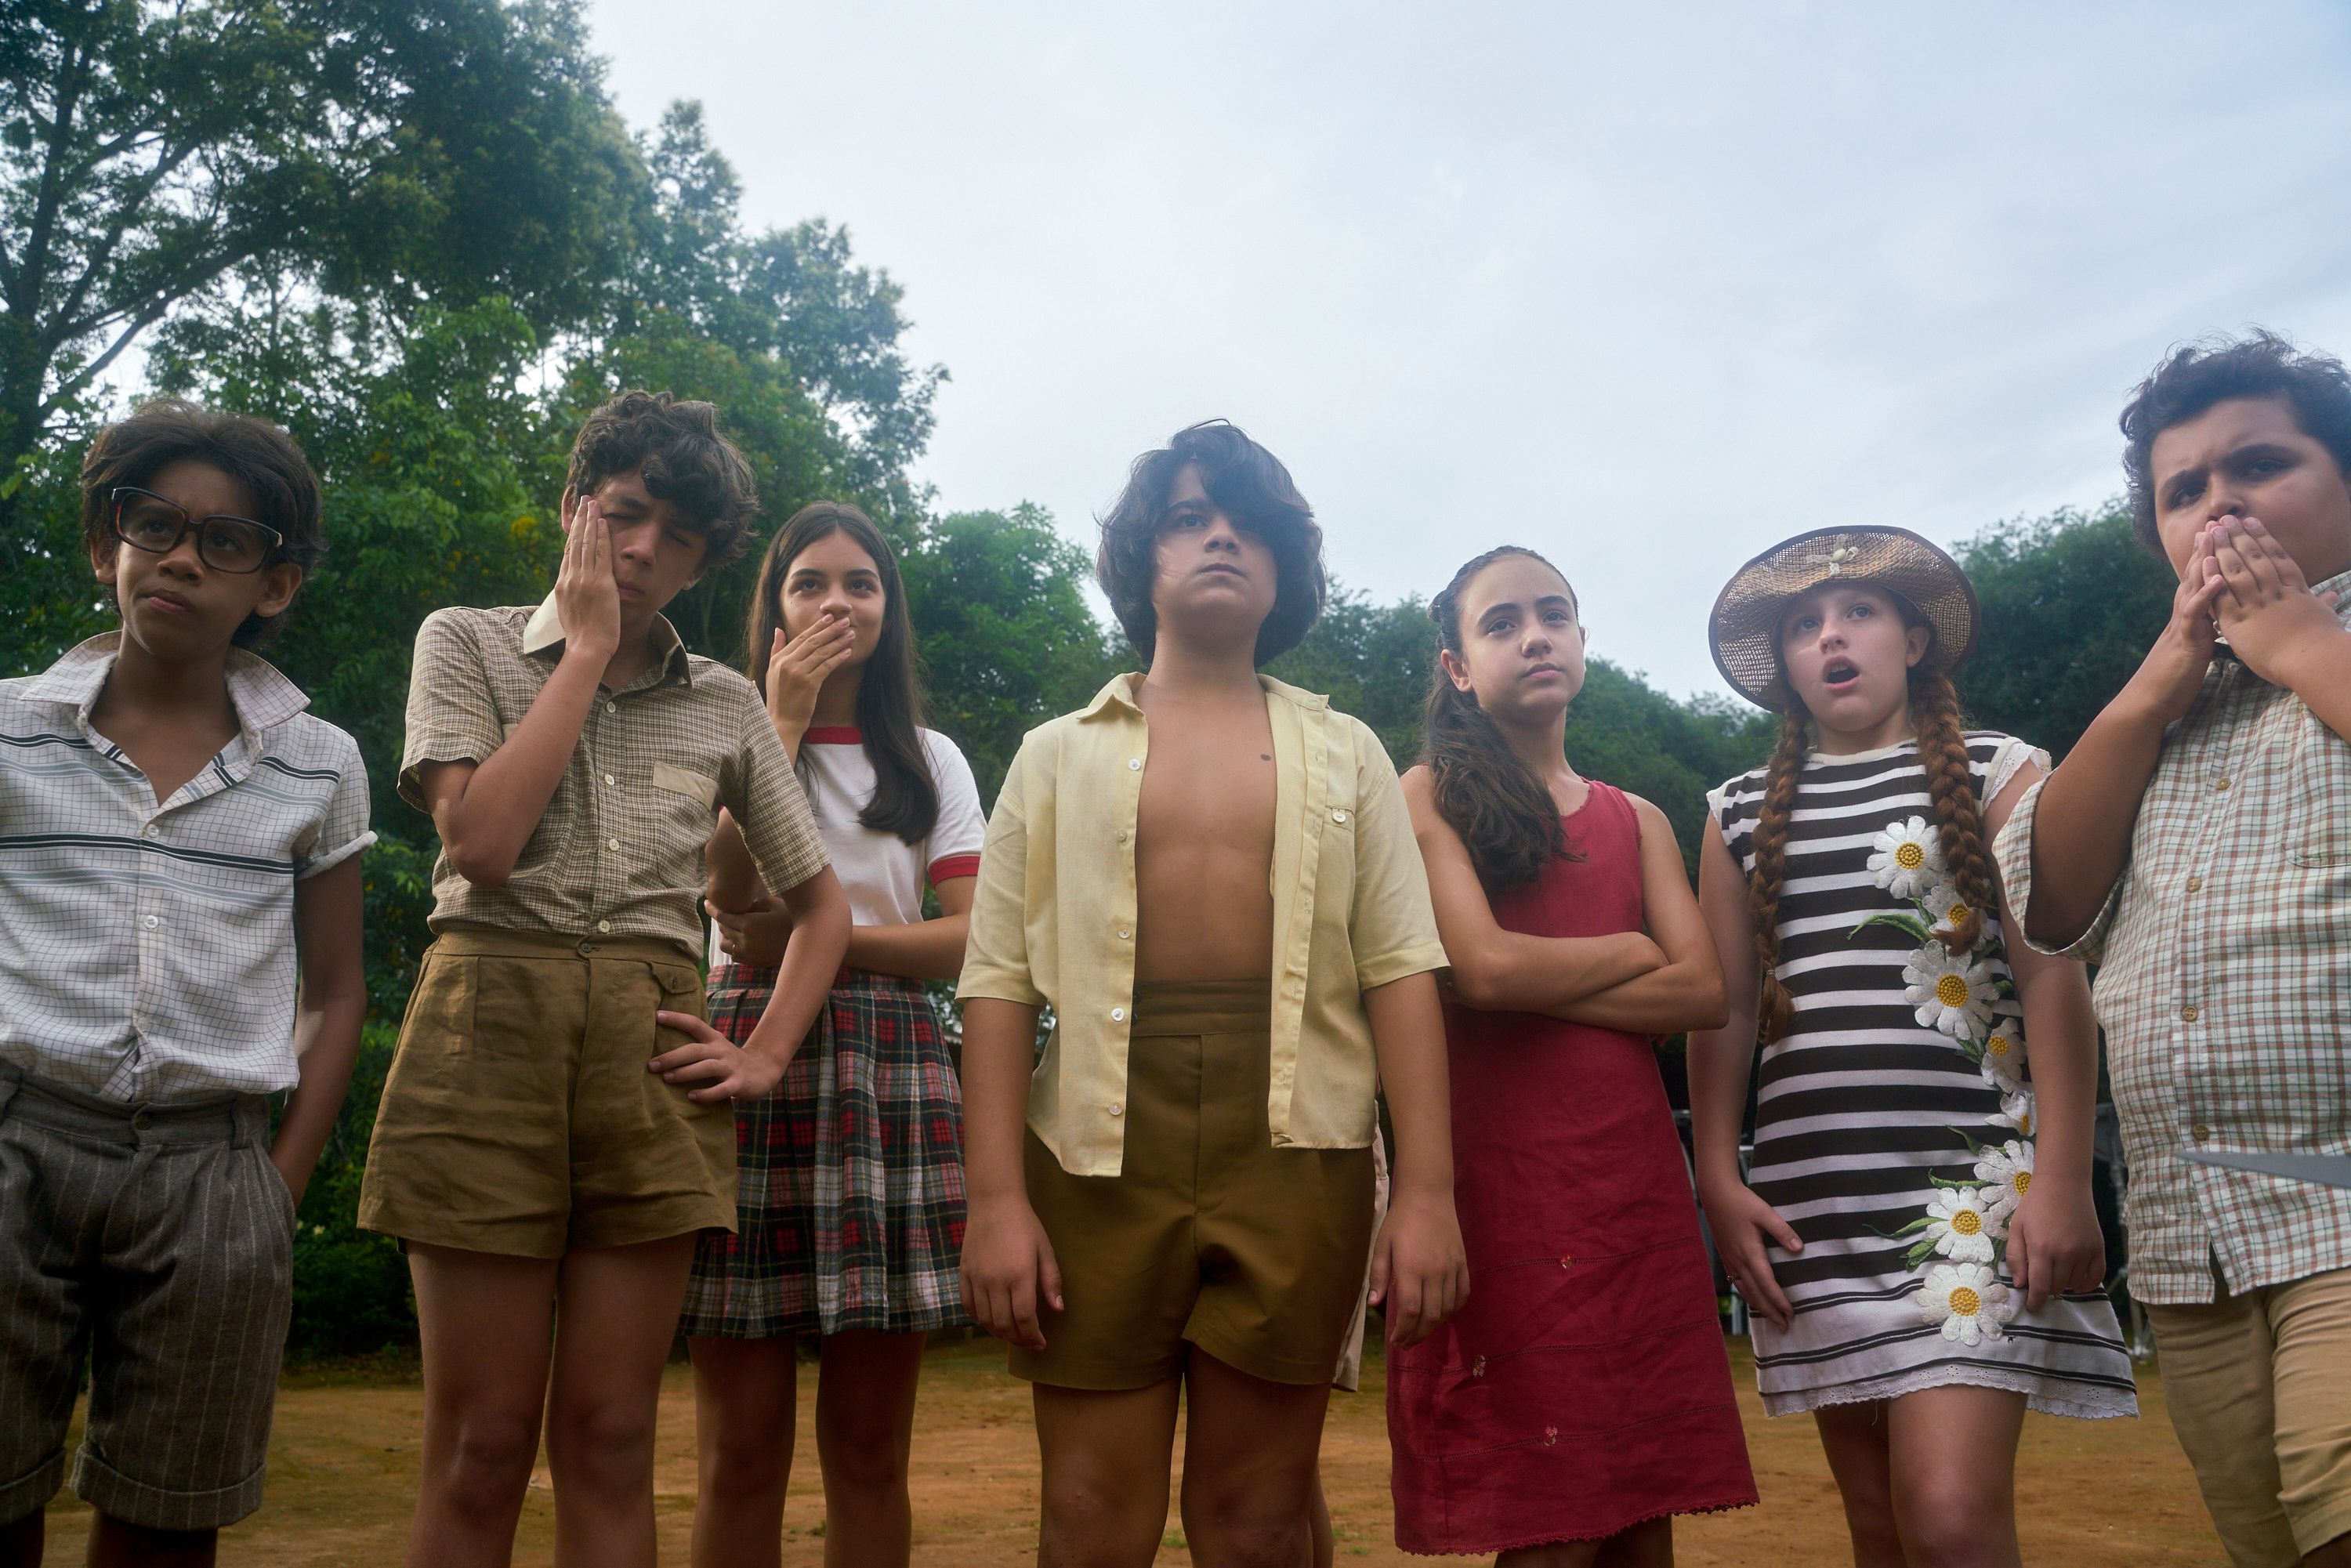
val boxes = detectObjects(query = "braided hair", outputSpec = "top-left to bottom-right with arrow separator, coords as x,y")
1422,545 -> 1581,893
1746,631 -> 1992,1045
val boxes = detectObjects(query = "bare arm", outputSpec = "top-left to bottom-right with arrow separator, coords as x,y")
1401,767 -> 1662,1012
270,856 -> 368,1206
1363,971 -> 1469,1348
424,502 -> 621,889
957,997 -> 1061,1350
1553,795 -> 1728,1036
653,864 -> 851,1103
705,809 -> 762,912
2020,527 -> 2222,948
1686,822 -> 1804,1329
1987,760 -> 2107,1311
706,871 -> 975,983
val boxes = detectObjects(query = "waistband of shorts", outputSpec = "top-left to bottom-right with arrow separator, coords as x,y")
0,1063 -> 269,1146
1129,979 -> 1273,1037
429,924 -> 699,966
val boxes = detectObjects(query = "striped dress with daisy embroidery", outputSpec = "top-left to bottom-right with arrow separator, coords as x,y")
1708,733 -> 2137,1418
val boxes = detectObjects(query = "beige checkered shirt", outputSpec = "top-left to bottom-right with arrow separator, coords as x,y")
1994,570 -> 2351,1305
400,597 -> 827,958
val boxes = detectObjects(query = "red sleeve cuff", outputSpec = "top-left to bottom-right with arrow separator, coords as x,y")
928,853 -> 982,886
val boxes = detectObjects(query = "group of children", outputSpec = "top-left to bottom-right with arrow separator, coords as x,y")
2,330 -> 2346,1568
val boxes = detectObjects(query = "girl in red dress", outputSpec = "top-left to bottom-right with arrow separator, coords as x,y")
1391,546 -> 1758,1563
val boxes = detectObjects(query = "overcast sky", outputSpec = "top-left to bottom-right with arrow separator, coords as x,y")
586,1 -> 2351,699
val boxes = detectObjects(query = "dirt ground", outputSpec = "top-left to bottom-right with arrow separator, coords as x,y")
41,1339 -> 2221,1565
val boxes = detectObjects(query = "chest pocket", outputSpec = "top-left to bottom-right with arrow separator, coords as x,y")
2286,710 -> 2351,867
647,761 -> 723,871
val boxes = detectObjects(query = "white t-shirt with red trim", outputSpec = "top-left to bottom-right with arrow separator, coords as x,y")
797,725 -> 986,925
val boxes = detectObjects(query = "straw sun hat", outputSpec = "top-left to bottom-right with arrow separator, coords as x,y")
1708,525 -> 1980,711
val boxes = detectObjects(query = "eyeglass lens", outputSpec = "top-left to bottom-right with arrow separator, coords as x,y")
114,491 -> 275,574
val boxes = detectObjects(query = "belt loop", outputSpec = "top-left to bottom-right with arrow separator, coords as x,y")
229,1097 -> 255,1150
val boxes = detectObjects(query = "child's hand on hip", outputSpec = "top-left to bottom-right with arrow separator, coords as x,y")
650,1011 -> 785,1102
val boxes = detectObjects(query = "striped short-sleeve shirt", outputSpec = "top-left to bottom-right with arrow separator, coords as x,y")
0,636 -> 375,1103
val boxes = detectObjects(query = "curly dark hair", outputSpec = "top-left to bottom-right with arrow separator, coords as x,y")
78,398 -> 325,648
1420,546 -> 1581,893
2121,330 -> 2351,552
565,390 -> 759,565
1095,420 -> 1325,664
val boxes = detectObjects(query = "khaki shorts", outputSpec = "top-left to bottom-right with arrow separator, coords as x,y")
1011,980 -> 1377,1390
2148,1265 -> 2351,1565
359,927 -> 734,1258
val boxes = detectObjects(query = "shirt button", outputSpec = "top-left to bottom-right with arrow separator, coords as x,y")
143,914 -> 159,930
1117,929 -> 1131,940
596,919 -> 613,934
1110,1007 -> 1126,1022
1128,759 -> 1142,771
2185,875 -> 2203,893
1331,809 -> 1349,824
1109,1103 -> 1125,1117
1115,830 -> 1128,843
603,773 -> 616,787
2192,1123 -> 2212,1141
2181,1004 -> 2200,1023
2214,777 -> 2231,792
607,837 -> 621,851
143,824 -> 161,839
605,701 -> 618,714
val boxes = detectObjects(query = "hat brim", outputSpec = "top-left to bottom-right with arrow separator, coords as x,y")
1708,525 -> 1980,711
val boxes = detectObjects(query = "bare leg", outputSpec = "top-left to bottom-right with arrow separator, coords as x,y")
1813,1402 -> 1905,1568
1176,1351 -> 1331,1568
1032,1379 -> 1181,1568
1593,1517 -> 1674,1567
543,1236 -> 697,1568
1882,1385 -> 2025,1568
85,1516 -> 216,1566
813,1331 -> 928,1568
1306,1473 -> 1332,1568
404,1244 -> 560,1568
2308,1534 -> 2351,1568
689,1335 -> 799,1568
1496,1539 -> 1601,1567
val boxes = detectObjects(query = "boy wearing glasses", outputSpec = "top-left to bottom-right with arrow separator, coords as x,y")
0,400 -> 371,1563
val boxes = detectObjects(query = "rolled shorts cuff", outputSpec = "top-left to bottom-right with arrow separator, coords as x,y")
73,1443 -> 263,1532
0,1450 -> 66,1528
2292,1491 -> 2351,1559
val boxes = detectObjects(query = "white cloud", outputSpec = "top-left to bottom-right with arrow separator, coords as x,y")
589,0 -> 2351,696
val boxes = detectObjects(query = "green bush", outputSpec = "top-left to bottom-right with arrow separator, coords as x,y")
287,1021 -> 417,1358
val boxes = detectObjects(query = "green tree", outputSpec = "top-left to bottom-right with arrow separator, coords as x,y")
0,0 -> 646,509
1955,502 -> 2175,759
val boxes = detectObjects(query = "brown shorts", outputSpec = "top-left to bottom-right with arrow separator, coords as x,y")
1011,980 -> 1377,1390
358,926 -> 734,1258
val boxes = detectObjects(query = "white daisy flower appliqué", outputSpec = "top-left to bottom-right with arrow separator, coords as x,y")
1918,1262 -> 2015,1345
1922,1188 -> 2004,1263
1991,1089 -> 2037,1141
1974,1139 -> 2036,1220
1870,816 -> 1946,900
1978,1023 -> 2028,1093
1904,943 -> 1997,1039
1922,882 -> 1978,941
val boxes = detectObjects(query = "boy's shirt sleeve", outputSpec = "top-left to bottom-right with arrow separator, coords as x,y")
397,609 -> 505,811
1989,772 -> 2115,964
957,744 -> 1045,1006
1345,724 -> 1448,990
296,727 -> 378,880
722,690 -> 828,895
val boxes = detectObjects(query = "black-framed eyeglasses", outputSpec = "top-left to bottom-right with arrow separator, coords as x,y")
109,487 -> 285,575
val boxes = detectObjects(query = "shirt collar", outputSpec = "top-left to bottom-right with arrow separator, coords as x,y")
20,633 -> 310,739
519,592 -> 691,686
1075,671 -> 1332,721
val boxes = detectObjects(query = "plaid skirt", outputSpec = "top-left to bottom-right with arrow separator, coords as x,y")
680,965 -> 969,1338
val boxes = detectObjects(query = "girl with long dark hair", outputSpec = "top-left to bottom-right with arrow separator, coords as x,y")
683,502 -> 986,1568
1389,546 -> 1755,1563
1688,527 -> 2133,1568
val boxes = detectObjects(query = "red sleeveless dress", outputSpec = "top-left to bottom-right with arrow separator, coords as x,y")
1388,781 -> 1757,1552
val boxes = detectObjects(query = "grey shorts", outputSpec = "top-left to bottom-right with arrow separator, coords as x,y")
0,1066 -> 295,1531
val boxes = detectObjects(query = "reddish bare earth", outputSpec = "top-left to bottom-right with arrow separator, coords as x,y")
42,1340 -> 2219,1564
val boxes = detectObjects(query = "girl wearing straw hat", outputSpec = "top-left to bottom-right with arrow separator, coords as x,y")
1687,527 -> 2135,1567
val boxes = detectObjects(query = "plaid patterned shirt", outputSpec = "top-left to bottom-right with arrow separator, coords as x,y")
1993,571 -> 2351,1305
400,597 -> 827,957
0,636 -> 374,1103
